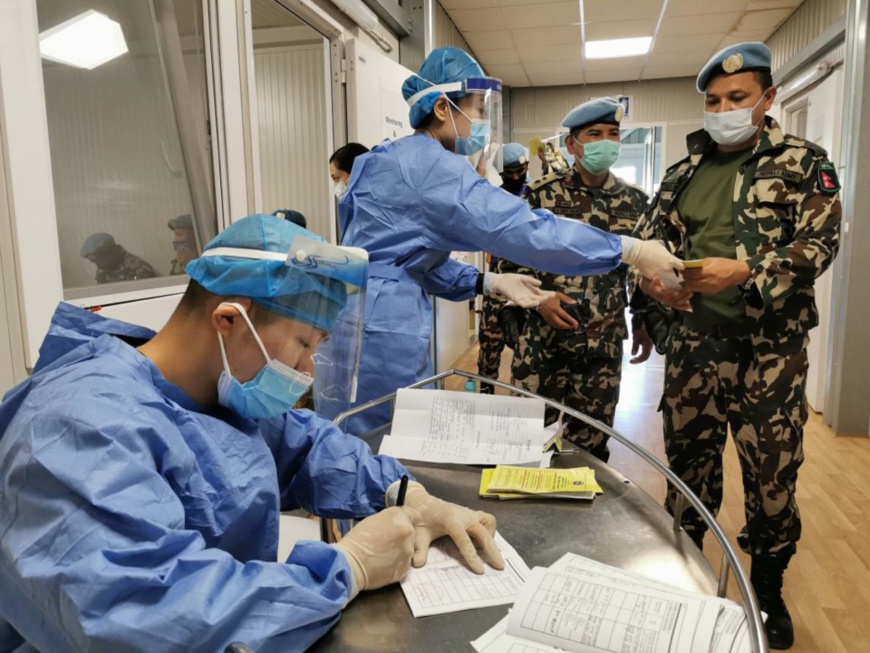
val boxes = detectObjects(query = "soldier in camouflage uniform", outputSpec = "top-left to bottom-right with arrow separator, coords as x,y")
634,43 -> 841,650
168,214 -> 200,276
507,98 -> 653,462
80,232 -> 157,284
477,143 -> 530,393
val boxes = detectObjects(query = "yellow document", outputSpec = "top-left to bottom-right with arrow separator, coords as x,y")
479,466 -> 602,500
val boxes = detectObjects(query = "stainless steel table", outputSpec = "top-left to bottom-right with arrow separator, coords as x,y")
310,437 -> 716,652
310,371 -> 766,652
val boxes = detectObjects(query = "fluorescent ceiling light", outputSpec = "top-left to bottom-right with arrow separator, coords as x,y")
39,10 -> 128,70
585,36 -> 652,60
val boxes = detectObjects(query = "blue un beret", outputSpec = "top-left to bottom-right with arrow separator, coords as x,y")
502,143 -> 528,168
561,97 -> 624,132
696,42 -> 771,93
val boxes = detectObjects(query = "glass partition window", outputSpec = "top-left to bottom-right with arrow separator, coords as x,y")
611,126 -> 663,197
36,0 -> 215,299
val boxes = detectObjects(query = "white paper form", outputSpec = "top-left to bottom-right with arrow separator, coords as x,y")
400,532 -> 532,617
472,615 -> 559,653
506,566 -> 721,653
550,553 -> 751,653
380,388 -> 548,465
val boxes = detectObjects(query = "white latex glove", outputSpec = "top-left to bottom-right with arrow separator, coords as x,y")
620,236 -> 685,282
389,481 -> 505,574
486,272 -> 556,308
333,507 -> 415,598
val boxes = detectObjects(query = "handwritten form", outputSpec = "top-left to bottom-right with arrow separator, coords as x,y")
379,389 -> 550,466
472,553 -> 752,653
400,532 -> 531,617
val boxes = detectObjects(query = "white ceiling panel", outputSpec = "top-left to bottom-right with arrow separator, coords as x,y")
647,49 -> 716,68
441,0 -> 805,87
510,24 -> 584,46
584,55 -> 647,72
584,0 -> 664,23
658,12 -> 743,37
477,47 -> 521,65
514,43 -> 583,64
746,0 -> 802,9
464,30 -> 513,51
484,63 -> 531,85
652,33 -> 727,54
448,8 -> 506,33
500,2 -> 581,30
439,0 -> 496,8
733,8 -> 794,31
716,29 -> 775,49
584,19 -> 658,41
665,0 -> 751,18
523,61 -> 583,77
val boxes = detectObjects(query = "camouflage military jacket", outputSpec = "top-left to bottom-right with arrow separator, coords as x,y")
506,167 -> 648,357
95,251 -> 156,284
633,117 -> 841,345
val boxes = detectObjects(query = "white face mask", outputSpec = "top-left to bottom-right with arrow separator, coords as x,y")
704,92 -> 768,146
333,181 -> 347,199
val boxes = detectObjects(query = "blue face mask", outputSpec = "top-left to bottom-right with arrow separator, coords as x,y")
447,98 -> 490,156
456,119 -> 490,155
216,303 -> 313,419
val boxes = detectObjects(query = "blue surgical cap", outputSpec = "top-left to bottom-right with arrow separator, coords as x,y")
185,214 -> 347,333
502,143 -> 528,168
402,47 -> 484,129
81,233 -> 116,258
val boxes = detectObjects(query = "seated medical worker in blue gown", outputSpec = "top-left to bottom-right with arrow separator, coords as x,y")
320,46 -> 682,434
0,215 -> 505,653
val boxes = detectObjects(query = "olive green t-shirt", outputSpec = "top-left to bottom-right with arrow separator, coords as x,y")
677,148 -> 749,326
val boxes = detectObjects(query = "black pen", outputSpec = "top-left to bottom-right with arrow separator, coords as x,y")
396,475 -> 409,506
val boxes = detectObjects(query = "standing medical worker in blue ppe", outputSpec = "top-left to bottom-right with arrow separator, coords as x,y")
0,215 -> 504,653
329,46 -> 683,434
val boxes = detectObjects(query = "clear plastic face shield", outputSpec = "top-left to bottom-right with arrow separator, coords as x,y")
407,76 -> 504,172
285,236 -> 369,418
200,236 -> 368,417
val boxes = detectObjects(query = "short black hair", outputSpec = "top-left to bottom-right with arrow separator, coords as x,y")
754,70 -> 774,91
329,143 -> 370,175
176,280 -> 278,325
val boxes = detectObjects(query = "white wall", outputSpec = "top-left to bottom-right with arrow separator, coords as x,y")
254,43 -> 332,239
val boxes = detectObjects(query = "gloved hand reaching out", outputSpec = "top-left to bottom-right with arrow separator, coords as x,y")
486,272 -> 555,308
620,236 -> 685,282
333,506 -> 416,599
388,481 -> 505,574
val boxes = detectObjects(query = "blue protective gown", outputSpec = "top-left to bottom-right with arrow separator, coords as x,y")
330,133 -> 623,434
0,303 -> 408,653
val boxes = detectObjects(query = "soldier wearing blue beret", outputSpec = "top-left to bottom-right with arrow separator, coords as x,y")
633,41 -> 842,650
502,97 -> 652,462
477,143 -> 531,393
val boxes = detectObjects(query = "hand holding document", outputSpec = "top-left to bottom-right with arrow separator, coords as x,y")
400,532 -> 531,617
379,389 -> 551,466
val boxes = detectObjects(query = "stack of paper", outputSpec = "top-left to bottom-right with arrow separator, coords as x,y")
400,532 -> 531,617
471,552 -> 755,653
379,388 -> 552,466
479,465 -> 603,501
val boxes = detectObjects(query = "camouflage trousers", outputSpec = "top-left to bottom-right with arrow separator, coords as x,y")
512,335 -> 622,462
661,325 -> 808,557
477,293 -> 507,387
